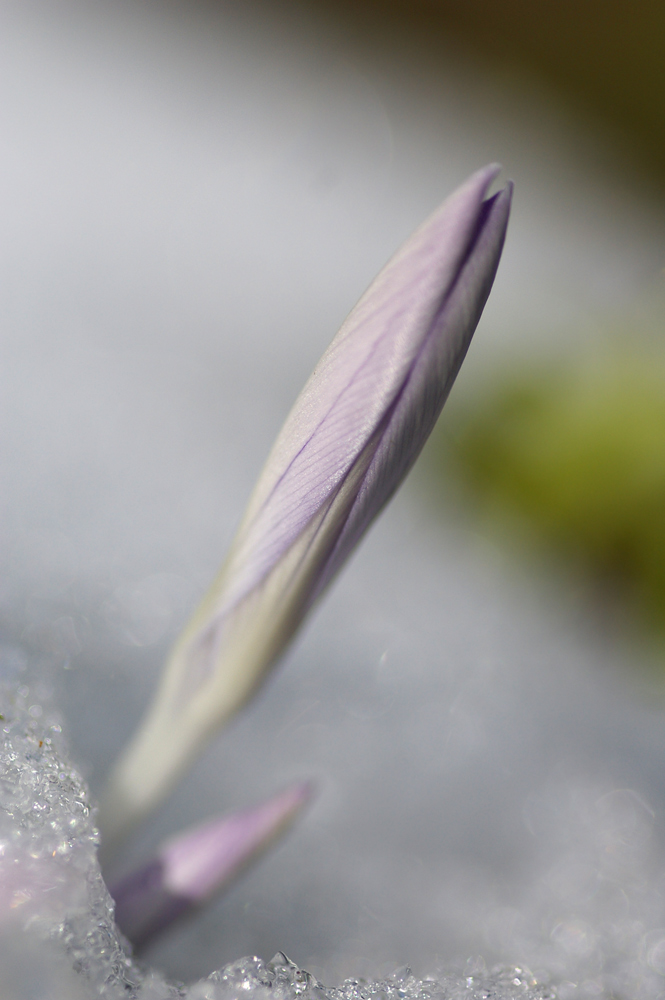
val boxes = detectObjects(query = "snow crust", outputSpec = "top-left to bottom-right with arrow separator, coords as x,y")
0,652 -> 555,1000
6,649 -> 665,1000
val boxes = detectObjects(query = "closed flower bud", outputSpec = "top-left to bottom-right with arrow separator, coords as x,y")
101,164 -> 512,845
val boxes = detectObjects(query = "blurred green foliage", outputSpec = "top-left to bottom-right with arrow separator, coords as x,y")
440,346 -> 665,636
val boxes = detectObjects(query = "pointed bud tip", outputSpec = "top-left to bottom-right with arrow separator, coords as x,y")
160,781 -> 314,902
110,781 -> 314,948
499,177 -> 514,203
473,163 -> 512,206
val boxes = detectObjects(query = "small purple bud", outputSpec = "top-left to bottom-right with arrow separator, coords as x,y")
111,782 -> 312,949
101,166 -> 512,844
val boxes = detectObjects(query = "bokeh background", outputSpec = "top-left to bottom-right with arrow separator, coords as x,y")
3,0 -> 665,990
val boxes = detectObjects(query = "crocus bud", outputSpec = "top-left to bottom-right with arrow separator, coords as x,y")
110,782 -> 311,949
100,165 -> 512,844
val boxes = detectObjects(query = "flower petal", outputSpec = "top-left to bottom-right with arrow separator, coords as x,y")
110,782 -> 312,949
100,166 -> 512,845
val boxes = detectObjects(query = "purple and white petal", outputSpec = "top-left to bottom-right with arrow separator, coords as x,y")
100,166 -> 512,845
111,783 -> 311,949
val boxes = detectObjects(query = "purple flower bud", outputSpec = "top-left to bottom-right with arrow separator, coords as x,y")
101,165 -> 512,844
110,782 -> 312,949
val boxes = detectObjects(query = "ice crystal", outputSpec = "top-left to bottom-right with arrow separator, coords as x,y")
0,647 -> 557,1000
9,648 -> 665,1000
